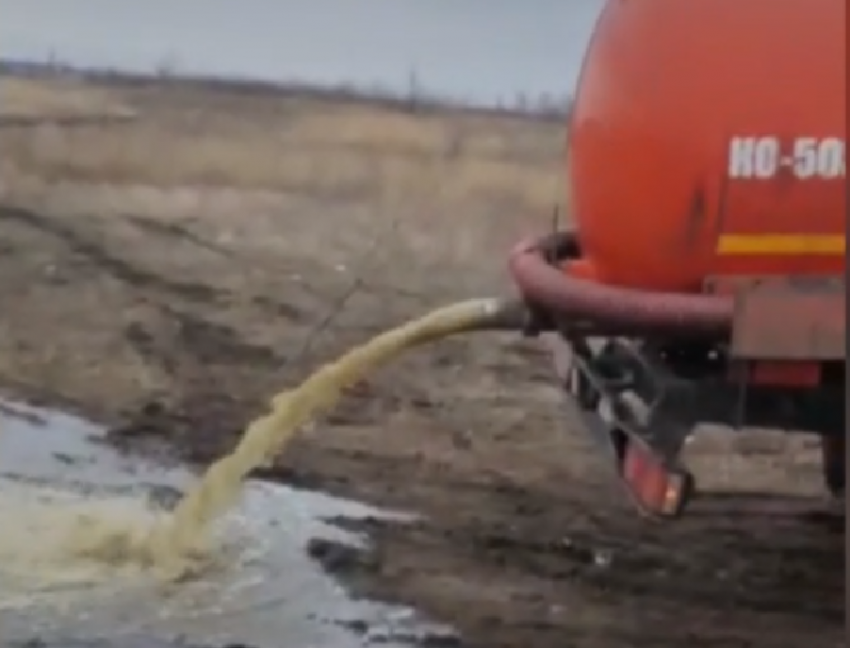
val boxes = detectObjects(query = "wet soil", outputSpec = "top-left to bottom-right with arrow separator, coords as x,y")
0,196 -> 842,648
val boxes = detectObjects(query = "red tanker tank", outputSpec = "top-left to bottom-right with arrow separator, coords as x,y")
505,0 -> 846,520
567,0 -> 845,292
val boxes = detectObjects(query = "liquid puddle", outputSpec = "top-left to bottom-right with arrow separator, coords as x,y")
0,299 -> 500,646
0,400 -> 446,647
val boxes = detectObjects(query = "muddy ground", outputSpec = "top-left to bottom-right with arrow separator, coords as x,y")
0,76 -> 843,648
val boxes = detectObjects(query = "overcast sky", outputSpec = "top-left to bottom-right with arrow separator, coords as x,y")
0,0 -> 603,104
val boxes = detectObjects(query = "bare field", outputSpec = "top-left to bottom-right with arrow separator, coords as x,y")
0,75 -> 842,648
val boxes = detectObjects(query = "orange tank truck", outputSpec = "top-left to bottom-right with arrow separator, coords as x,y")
568,0 -> 846,292
506,0 -> 846,519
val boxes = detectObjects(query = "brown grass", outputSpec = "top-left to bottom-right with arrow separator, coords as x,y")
1,75 -> 567,215
0,77 -> 134,118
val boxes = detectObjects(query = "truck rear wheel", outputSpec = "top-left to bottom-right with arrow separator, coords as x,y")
821,434 -> 845,498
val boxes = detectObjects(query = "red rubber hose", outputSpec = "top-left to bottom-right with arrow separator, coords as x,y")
507,232 -> 734,337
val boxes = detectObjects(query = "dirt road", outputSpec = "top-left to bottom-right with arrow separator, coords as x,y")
0,76 -> 842,648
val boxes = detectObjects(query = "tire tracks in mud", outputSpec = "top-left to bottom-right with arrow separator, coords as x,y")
0,205 -> 224,305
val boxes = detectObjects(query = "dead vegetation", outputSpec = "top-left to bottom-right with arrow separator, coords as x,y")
0,77 -> 136,122
1,75 -> 566,215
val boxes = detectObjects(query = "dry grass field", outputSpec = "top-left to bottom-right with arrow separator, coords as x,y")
0,76 -> 137,125
0,74 -> 841,648
2,76 -> 560,203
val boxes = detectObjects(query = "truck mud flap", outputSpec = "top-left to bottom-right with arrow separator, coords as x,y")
549,335 -> 695,519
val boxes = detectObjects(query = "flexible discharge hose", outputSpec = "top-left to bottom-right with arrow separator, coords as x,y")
507,231 -> 734,338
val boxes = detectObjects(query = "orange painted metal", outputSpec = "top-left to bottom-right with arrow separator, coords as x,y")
566,0 -> 846,293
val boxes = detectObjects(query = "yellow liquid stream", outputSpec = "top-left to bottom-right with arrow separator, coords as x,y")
9,298 -> 507,584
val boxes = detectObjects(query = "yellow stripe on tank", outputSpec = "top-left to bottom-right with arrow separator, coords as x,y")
716,234 -> 846,255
